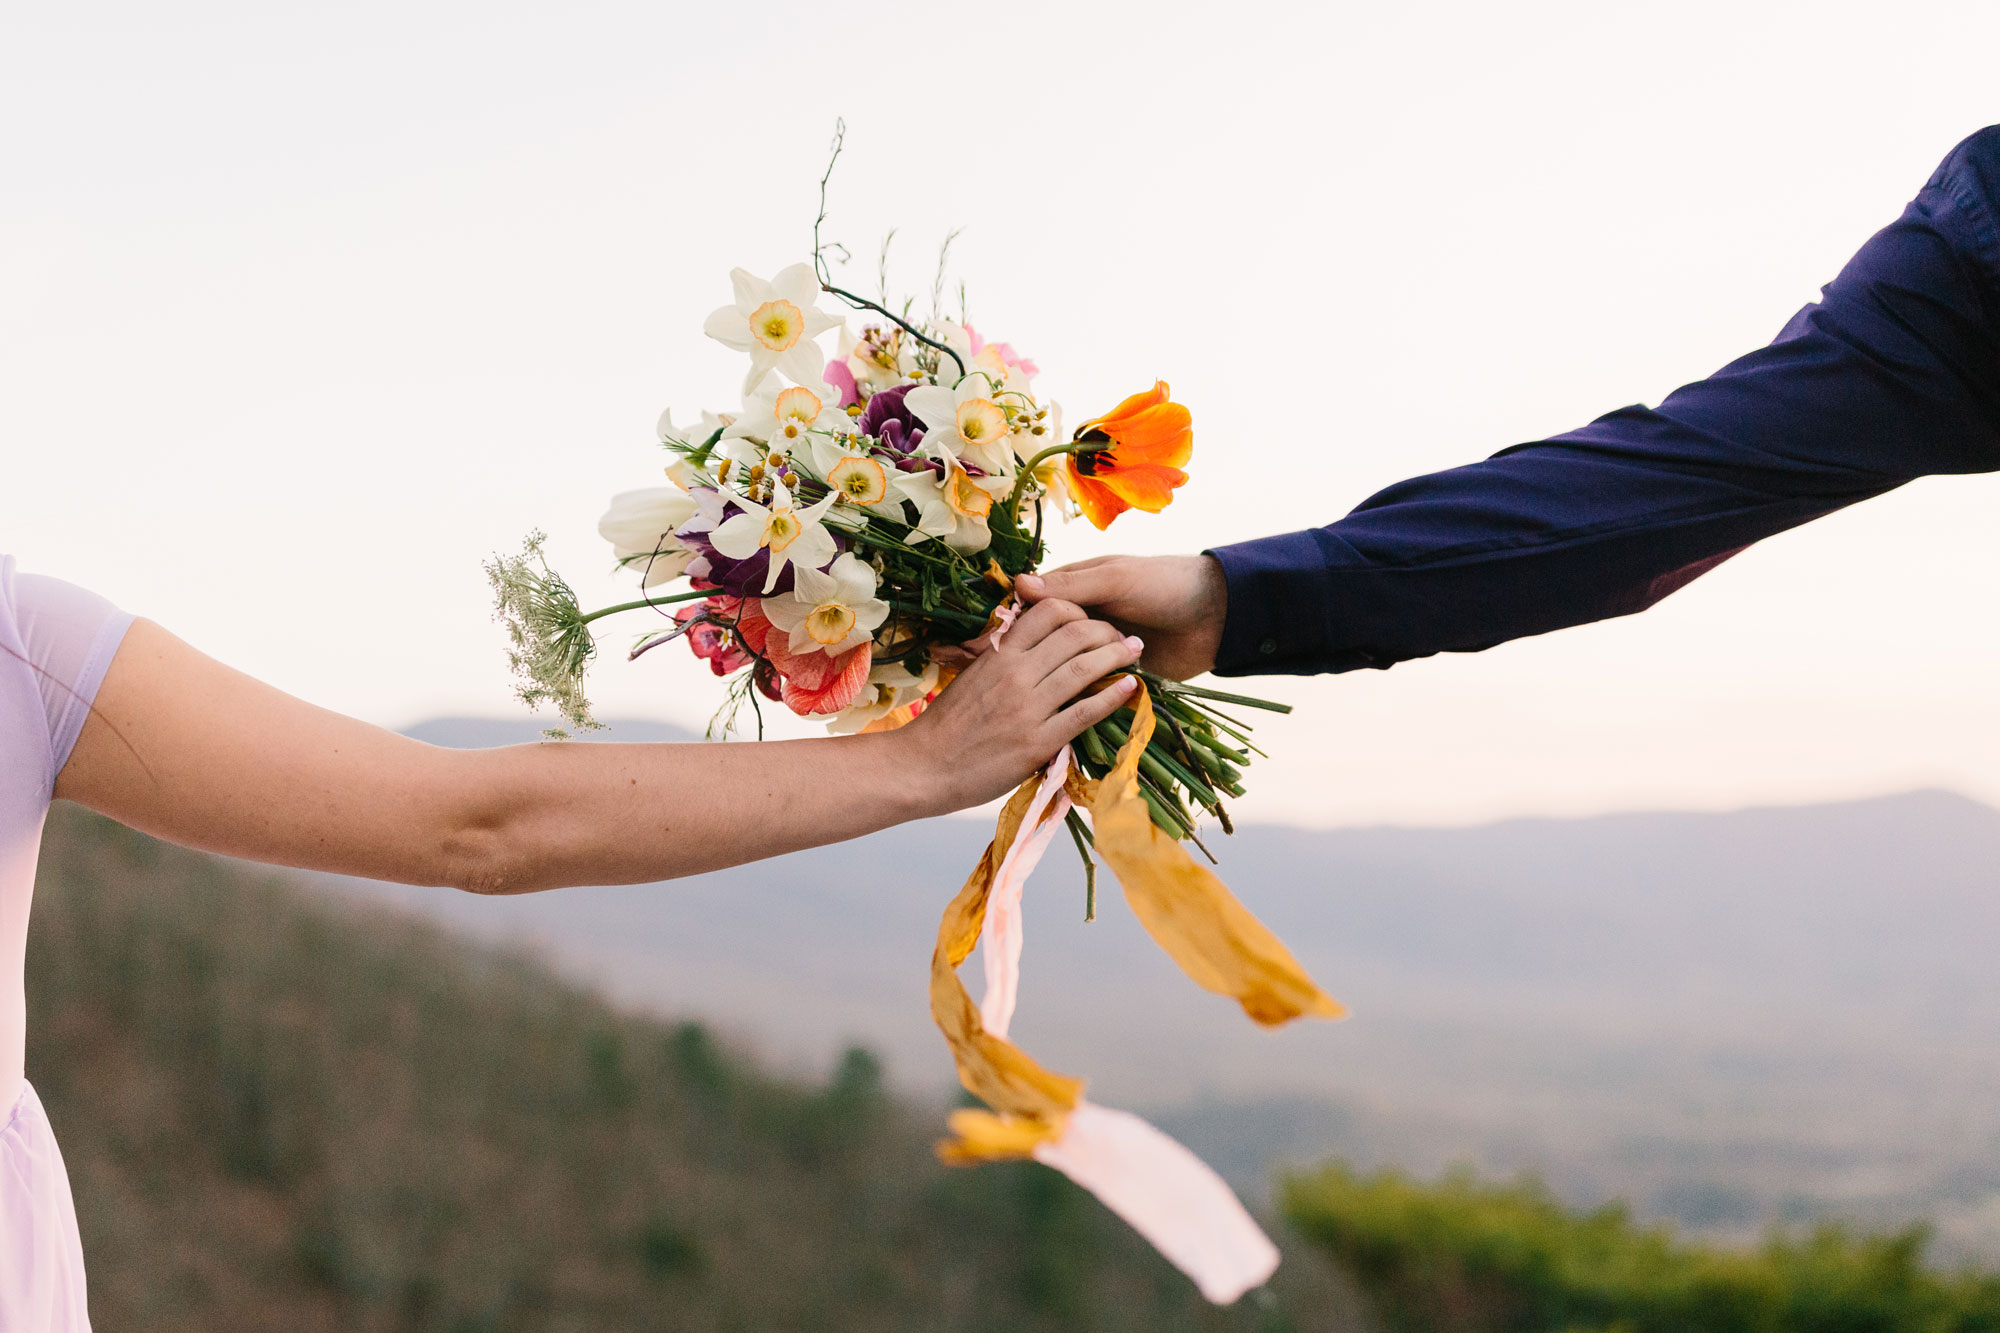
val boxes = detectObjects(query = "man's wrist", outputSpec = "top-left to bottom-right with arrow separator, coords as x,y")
1192,553 -> 1226,668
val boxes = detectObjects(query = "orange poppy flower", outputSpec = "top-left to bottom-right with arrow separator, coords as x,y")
1064,381 -> 1192,530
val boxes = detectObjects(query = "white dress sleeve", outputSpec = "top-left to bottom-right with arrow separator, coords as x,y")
10,570 -> 133,778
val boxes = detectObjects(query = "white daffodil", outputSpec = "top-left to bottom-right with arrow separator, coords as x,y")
807,427 -> 869,479
708,478 -> 840,593
828,657 -> 939,734
723,380 -> 849,454
806,434 -> 905,532
598,488 -> 700,586
905,371 -> 1017,477
825,454 -> 895,508
702,264 -> 843,395
761,552 -> 889,658
898,461 -> 1014,552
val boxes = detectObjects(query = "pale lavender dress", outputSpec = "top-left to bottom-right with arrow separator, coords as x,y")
1,555 -> 131,1331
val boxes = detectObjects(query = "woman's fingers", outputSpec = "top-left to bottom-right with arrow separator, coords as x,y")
1048,674 -> 1140,744
998,597 -> 1085,654
1032,631 -> 1142,710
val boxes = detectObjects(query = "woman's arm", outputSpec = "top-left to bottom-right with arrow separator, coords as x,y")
54,601 -> 1140,893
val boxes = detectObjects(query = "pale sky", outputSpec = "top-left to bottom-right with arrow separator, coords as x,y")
8,0 -> 2000,826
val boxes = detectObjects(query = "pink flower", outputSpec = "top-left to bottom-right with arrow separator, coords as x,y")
964,324 -> 1039,382
823,358 -> 860,409
678,596 -> 751,676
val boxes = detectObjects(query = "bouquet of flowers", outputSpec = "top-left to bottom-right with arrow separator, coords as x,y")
487,132 -> 1341,1304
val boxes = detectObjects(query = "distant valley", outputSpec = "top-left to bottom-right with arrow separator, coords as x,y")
300,716 -> 2000,1260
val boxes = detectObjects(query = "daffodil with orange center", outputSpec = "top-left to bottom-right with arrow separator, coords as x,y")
723,380 -> 849,456
1064,381 -> 1192,530
906,371 -> 1018,475
701,264 -> 842,395
761,552 -> 888,657
707,479 -> 839,593
897,459 -> 1013,552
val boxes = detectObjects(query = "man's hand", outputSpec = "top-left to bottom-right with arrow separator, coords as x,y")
1015,555 -> 1227,680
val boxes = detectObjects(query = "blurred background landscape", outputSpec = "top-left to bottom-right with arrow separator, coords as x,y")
29,717 -> 2000,1328
16,0 -> 2000,1326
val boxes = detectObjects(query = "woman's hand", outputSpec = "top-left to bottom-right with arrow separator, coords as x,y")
1015,555 -> 1226,680
889,598 -> 1141,810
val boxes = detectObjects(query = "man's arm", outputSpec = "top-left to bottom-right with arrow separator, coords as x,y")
1025,127 -> 2000,678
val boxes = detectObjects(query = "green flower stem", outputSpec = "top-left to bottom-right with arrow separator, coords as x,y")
1139,783 -> 1191,839
1172,696 -> 1268,754
1184,733 -> 1246,781
1098,716 -> 1210,817
1064,810 -> 1097,922
577,588 -> 725,626
1198,734 -> 1251,766
1151,687 -> 1223,804
1144,672 -> 1294,715
1144,743 -> 1221,813
1186,731 -> 1247,772
1077,725 -> 1113,768
1002,439 -> 1096,525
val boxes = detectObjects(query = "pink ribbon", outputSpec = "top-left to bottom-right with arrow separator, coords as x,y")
965,602 -> 1280,1305
978,744 -> 1071,1038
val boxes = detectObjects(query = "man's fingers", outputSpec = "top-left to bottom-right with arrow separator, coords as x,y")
1016,559 -> 1129,611
1049,673 -> 1140,743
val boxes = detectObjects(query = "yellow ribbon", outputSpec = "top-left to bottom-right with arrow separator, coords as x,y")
929,774 -> 1082,1161
932,682 -> 1341,1163
1070,688 -> 1346,1027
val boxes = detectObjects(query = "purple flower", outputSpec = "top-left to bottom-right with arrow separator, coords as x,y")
674,484 -> 847,598
860,384 -> 924,455
857,385 -> 945,475
683,546 -> 792,598
677,490 -> 796,597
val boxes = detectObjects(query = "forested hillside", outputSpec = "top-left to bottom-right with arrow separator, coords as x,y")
25,804 -> 1367,1332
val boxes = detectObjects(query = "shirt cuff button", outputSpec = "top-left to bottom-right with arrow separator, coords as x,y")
1258,637 -> 1278,655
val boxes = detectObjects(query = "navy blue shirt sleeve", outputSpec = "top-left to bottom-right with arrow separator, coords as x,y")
1209,127 -> 2000,677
